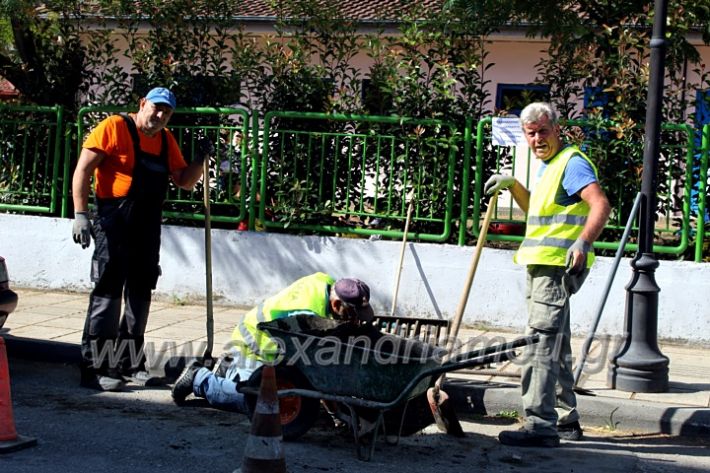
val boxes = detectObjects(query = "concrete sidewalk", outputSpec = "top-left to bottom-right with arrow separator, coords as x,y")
2,288 -> 709,437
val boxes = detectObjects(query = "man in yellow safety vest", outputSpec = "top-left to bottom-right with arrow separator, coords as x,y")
484,102 -> 610,447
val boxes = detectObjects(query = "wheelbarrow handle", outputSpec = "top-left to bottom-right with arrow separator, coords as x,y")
449,334 -> 540,363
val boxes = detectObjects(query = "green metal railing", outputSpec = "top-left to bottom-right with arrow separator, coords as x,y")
258,112 -> 458,242
76,106 -> 250,225
471,116 -> 699,258
0,105 -> 64,215
457,116 -> 475,246
1,105 -> 709,261
697,123 -> 710,261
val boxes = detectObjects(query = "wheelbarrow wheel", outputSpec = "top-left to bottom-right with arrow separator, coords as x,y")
245,365 -> 320,441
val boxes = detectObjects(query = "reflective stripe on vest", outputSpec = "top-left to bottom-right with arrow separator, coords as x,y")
231,273 -> 334,361
519,236 -> 578,249
526,214 -> 588,226
514,146 -> 598,268
236,303 -> 266,355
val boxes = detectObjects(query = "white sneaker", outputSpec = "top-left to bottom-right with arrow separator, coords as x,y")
98,375 -> 126,391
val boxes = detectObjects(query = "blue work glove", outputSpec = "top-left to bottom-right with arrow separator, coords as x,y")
484,174 -> 515,195
566,237 -> 592,275
72,211 -> 92,249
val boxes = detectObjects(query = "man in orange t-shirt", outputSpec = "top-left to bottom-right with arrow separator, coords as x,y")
71,87 -> 206,391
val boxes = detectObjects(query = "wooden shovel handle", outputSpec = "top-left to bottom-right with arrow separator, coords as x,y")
390,189 -> 416,316
446,191 -> 499,355
203,157 -> 214,362
435,192 -> 498,389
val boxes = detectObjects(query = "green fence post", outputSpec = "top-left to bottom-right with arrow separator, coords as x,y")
696,124 -> 709,262
49,106 -> 63,216
458,117 -> 473,246
249,111 -> 259,231
472,117 -> 490,240
61,118 -> 74,219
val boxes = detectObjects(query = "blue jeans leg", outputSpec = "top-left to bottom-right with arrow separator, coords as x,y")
193,367 -> 249,414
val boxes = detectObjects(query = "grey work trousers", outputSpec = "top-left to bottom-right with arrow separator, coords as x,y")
80,199 -> 162,375
520,265 -> 587,436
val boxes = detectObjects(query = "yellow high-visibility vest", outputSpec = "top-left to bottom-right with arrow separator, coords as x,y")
230,272 -> 334,362
514,146 -> 598,268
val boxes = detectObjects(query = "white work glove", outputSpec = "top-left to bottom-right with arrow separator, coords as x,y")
566,237 -> 592,275
484,174 -> 515,195
72,211 -> 92,249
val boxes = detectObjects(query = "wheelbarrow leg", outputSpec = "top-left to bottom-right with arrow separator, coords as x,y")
341,403 -> 385,461
387,398 -> 414,446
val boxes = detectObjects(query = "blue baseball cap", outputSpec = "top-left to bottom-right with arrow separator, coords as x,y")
145,87 -> 176,109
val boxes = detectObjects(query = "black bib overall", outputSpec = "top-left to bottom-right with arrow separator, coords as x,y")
80,114 -> 170,376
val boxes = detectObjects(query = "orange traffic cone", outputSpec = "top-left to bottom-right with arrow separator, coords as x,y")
234,365 -> 286,473
0,336 -> 37,453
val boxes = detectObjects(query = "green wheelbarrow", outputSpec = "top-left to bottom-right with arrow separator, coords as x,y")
241,315 -> 538,461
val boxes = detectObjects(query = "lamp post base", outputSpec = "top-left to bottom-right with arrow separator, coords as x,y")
607,253 -> 669,393
608,355 -> 669,393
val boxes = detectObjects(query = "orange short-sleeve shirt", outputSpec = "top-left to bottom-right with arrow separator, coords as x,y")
82,115 -> 187,198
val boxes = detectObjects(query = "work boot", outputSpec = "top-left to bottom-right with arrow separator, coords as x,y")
498,428 -> 560,448
171,361 -> 202,405
557,420 -> 583,441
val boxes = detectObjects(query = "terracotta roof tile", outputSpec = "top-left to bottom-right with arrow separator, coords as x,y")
82,0 -> 443,21
0,79 -> 18,97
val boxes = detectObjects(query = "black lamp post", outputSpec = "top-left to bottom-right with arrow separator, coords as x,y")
607,0 -> 670,392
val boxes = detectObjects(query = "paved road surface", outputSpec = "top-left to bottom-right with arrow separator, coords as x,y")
3,357 -> 709,473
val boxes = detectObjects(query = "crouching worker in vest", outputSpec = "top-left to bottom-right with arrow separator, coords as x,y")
484,102 -> 610,448
171,272 -> 375,412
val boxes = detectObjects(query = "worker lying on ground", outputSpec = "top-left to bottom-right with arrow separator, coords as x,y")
171,272 -> 374,411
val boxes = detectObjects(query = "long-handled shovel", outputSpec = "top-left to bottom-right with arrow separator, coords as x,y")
427,191 -> 498,436
390,189 -> 416,316
201,154 -> 215,369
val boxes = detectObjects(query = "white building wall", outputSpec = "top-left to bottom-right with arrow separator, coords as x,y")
2,213 -> 708,343
88,29 -> 710,118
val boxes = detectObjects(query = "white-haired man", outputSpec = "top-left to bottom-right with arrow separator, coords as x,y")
485,102 -> 610,447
